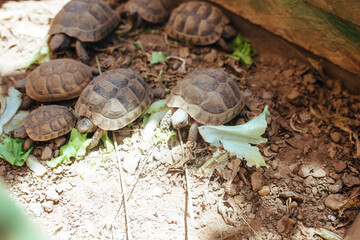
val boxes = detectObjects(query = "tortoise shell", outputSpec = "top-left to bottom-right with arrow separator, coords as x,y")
23,105 -> 76,141
74,68 -> 153,131
124,0 -> 173,23
48,0 -> 120,42
166,1 -> 230,45
167,68 -> 245,125
26,59 -> 95,102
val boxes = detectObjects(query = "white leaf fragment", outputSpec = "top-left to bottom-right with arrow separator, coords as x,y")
0,87 -> 22,136
199,106 -> 270,168
3,110 -> 29,135
26,154 -> 47,176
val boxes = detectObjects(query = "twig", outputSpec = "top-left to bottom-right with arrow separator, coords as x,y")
167,56 -> 186,72
184,167 -> 193,240
110,144 -> 156,236
95,56 -> 102,74
112,132 -> 131,240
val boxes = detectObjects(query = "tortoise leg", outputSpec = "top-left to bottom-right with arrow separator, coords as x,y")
75,40 -> 90,65
217,38 -> 233,53
23,138 -> 33,151
222,25 -> 237,40
186,122 -> 199,150
89,128 -> 104,150
160,109 -> 173,130
151,88 -> 166,99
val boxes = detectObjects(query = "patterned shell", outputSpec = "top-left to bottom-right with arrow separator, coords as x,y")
48,0 -> 120,42
75,68 -> 153,131
167,68 -> 245,125
26,59 -> 94,102
23,105 -> 76,141
166,1 -> 230,45
124,0 -> 173,23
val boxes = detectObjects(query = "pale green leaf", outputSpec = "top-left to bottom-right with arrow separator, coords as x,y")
199,106 -> 270,168
0,136 -> 33,166
101,131 -> 114,153
151,51 -> 168,65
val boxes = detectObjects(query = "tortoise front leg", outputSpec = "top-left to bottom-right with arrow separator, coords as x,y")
187,122 -> 199,150
89,128 -> 105,150
217,38 -> 233,53
75,40 -> 90,65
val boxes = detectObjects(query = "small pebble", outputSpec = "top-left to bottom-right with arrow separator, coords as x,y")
311,187 -> 318,195
330,132 -> 342,143
0,165 -> 6,176
342,174 -> 360,187
333,161 -> 347,173
45,188 -> 60,202
251,172 -> 264,191
298,166 -> 310,178
4,174 -> 14,181
312,169 -> 326,178
304,176 -> 317,186
328,180 -> 343,193
42,201 -> 54,213
325,194 -> 345,210
274,172 -> 282,180
258,186 -> 270,196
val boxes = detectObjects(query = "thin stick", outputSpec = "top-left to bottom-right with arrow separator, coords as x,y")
184,167 -> 194,240
95,55 -> 102,74
112,132 -> 131,240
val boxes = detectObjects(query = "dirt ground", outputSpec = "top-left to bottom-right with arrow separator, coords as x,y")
0,1 -> 360,240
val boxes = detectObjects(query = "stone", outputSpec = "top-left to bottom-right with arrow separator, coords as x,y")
298,166 -> 311,178
304,176 -> 317,187
258,186 -> 270,196
0,165 -> 5,176
287,89 -> 300,100
274,172 -> 282,180
4,173 -> 14,181
122,153 -> 140,174
311,187 -> 318,195
330,132 -> 342,143
328,180 -> 343,193
45,188 -> 60,202
41,146 -> 53,160
42,201 -> 54,213
54,136 -> 67,148
342,174 -> 360,187
28,202 -> 43,216
325,194 -> 345,210
251,172 -> 264,192
276,216 -> 296,233
333,161 -> 347,173
312,169 -> 326,178
53,166 -> 64,175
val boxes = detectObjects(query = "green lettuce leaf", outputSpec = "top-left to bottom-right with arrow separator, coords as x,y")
199,106 -> 270,168
101,131 -> 114,153
151,51 -> 168,65
0,136 -> 33,166
47,129 -> 91,168
25,46 -> 50,69
226,34 -> 257,68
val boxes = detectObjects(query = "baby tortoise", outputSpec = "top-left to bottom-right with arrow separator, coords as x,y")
75,68 -> 162,149
25,59 -> 98,102
48,0 -> 120,64
164,68 -> 245,146
166,1 -> 236,52
123,0 -> 174,25
13,105 -> 76,149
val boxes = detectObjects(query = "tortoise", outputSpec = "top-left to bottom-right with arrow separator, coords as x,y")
13,105 -> 76,148
48,0 -> 120,64
123,0 -> 174,26
75,68 -> 158,149
25,59 -> 98,102
164,68 -> 245,145
165,1 -> 236,52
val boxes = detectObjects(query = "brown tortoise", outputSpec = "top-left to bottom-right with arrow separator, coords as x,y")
26,59 -> 98,102
123,0 -> 174,25
13,105 -> 76,147
165,68 -> 245,145
166,1 -> 236,52
48,0 -> 120,64
75,68 -> 157,149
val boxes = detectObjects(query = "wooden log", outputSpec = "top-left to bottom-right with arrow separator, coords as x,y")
208,0 -> 360,79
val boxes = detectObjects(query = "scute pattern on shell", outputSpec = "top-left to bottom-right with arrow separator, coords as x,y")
166,1 -> 229,45
48,0 -> 120,42
124,0 -> 173,23
23,105 -> 76,141
167,68 -> 245,125
26,59 -> 94,102
75,68 -> 153,131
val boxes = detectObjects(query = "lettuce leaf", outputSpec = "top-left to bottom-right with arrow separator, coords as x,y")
0,136 -> 33,166
199,106 -> 270,168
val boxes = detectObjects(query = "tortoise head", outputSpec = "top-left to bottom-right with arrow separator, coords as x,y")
77,117 -> 97,133
13,126 -> 28,139
171,108 -> 190,129
49,33 -> 71,52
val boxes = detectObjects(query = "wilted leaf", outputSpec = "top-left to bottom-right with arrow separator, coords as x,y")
25,46 -> 50,69
47,129 -> 91,168
0,88 -> 22,137
199,106 -> 270,168
151,51 -> 168,65
226,34 -> 257,68
0,136 -> 33,166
